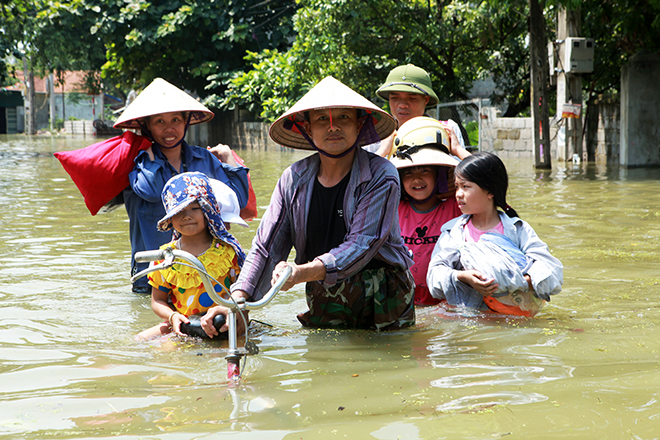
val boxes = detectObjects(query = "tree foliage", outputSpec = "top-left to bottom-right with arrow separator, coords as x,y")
91,0 -> 296,97
1,0 -> 40,84
2,0 -> 660,121
218,0 -> 539,121
581,0 -> 660,99
1,0 -> 107,92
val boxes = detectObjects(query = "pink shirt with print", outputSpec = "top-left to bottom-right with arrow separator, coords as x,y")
399,198 -> 462,305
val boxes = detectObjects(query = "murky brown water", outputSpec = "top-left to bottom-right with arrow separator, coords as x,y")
2,134 -> 660,439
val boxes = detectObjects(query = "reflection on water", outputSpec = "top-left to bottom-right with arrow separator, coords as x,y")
2,134 -> 660,438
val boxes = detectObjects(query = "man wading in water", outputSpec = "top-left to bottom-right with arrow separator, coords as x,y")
210,76 -> 416,334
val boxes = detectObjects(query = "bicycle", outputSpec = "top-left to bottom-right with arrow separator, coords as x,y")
131,247 -> 291,383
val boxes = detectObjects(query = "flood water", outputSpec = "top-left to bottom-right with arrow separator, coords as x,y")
2,134 -> 660,439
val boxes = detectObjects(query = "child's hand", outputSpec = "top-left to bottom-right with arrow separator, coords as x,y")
438,121 -> 471,160
439,122 -> 460,156
457,270 -> 499,297
169,312 -> 189,335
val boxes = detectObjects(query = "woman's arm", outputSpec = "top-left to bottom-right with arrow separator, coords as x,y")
208,154 -> 250,209
208,143 -> 238,167
128,151 -> 170,203
375,132 -> 395,157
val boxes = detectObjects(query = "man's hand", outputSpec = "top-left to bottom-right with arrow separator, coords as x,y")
272,260 -> 326,291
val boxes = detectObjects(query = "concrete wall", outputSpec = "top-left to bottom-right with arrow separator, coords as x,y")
186,109 -> 285,151
620,51 -> 660,166
481,101 -> 622,165
56,93 -> 104,123
202,110 -> 549,159
230,122 -> 283,150
148,101 -> 625,165
32,92 -> 104,131
478,107 -> 561,160
33,94 -> 50,130
64,120 -> 95,136
586,99 -> 619,163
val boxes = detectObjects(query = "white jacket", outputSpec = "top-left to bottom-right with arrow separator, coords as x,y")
427,213 -> 563,309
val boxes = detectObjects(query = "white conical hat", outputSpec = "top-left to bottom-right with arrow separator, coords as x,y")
269,76 -> 396,150
113,78 -> 214,129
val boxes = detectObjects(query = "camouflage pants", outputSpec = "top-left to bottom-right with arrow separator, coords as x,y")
298,265 -> 415,331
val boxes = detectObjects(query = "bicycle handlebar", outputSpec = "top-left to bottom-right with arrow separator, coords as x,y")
135,250 -> 167,263
245,264 -> 291,310
131,248 -> 291,311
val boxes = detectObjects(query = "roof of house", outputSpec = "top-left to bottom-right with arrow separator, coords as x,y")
6,71 -> 94,94
0,90 -> 23,107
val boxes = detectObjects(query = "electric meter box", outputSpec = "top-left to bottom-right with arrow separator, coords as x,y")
565,37 -> 594,73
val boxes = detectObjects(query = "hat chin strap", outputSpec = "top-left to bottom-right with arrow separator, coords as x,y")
385,81 -> 430,96
404,164 -> 449,205
140,113 -> 193,150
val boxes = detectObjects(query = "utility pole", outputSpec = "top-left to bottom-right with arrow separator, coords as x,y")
22,56 -> 37,135
556,6 -> 583,162
529,0 -> 552,169
49,73 -> 56,132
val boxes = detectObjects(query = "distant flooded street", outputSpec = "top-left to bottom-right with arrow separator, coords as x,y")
2,134 -> 660,439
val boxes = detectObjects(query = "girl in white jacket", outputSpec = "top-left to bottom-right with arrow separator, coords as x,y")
427,152 -> 563,317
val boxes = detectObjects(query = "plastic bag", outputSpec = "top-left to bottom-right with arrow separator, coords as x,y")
230,151 -> 258,221
54,131 -> 151,215
459,233 -> 544,316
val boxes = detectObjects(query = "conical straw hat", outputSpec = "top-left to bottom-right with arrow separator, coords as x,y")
269,76 -> 396,150
113,78 -> 214,129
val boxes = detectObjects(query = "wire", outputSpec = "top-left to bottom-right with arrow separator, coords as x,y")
551,40 -> 578,103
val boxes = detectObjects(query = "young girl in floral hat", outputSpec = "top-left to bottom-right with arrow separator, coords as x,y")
114,78 -> 249,295
136,171 -> 246,341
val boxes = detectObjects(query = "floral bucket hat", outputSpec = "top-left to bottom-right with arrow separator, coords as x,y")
113,78 -> 214,130
157,172 -> 246,266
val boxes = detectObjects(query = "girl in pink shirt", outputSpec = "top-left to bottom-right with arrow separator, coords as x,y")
390,117 -> 469,305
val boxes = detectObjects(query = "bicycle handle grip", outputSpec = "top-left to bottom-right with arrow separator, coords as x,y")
135,250 -> 167,263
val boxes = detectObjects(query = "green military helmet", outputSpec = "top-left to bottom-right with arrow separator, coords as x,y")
390,117 -> 458,169
376,64 -> 439,107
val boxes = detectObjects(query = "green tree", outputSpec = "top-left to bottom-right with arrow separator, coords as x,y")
581,0 -> 660,99
1,1 -> 40,74
91,0 -> 296,97
217,0 -> 541,121
1,0 -> 108,91
34,1 -> 107,74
